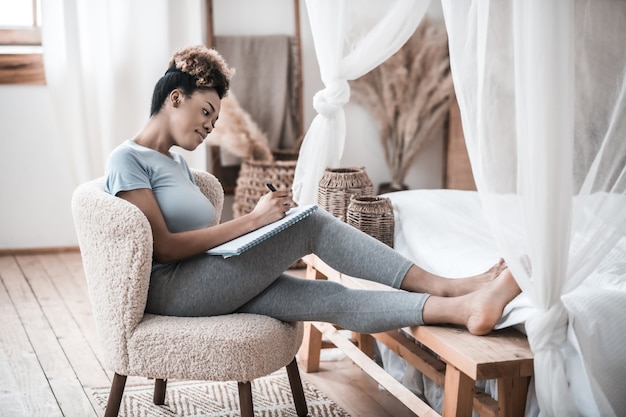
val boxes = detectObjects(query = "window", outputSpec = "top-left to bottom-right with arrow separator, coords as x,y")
0,0 -> 45,85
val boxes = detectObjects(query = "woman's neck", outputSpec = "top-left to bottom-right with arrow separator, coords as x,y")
132,117 -> 173,157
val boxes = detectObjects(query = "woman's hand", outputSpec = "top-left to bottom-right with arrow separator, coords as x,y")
251,189 -> 296,225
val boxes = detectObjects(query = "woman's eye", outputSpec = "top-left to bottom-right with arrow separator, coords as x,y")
203,109 -> 209,116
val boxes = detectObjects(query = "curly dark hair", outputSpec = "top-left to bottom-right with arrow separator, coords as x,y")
150,45 -> 235,116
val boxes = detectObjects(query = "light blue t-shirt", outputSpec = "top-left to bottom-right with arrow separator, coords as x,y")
105,140 -> 215,233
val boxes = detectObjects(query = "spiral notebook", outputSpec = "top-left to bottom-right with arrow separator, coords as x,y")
206,204 -> 318,257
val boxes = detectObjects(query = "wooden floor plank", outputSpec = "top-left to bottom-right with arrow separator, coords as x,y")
0,258 -> 62,417
4,255 -> 97,417
17,254 -> 110,417
302,359 -> 416,417
56,253 -> 107,356
35,254 -> 110,385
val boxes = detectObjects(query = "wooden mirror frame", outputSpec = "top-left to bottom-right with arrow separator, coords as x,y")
204,0 -> 304,194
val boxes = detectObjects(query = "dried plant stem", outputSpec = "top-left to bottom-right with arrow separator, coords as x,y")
350,18 -> 454,187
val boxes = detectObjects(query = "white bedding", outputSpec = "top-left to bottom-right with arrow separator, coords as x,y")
379,189 -> 626,416
388,189 -> 534,329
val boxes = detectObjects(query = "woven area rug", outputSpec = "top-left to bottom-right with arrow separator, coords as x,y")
91,370 -> 351,416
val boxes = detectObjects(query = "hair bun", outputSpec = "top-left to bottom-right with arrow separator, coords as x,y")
168,45 -> 235,91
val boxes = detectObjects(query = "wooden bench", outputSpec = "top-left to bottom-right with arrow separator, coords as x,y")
299,255 -> 534,417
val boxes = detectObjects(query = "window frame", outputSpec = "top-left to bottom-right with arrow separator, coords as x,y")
0,19 -> 45,85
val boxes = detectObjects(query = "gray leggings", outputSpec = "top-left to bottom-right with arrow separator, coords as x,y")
146,209 -> 430,334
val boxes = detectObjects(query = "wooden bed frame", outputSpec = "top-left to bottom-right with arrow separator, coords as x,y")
444,96 -> 477,191
299,254 -> 533,417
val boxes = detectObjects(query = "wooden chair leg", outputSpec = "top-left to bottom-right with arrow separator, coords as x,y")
238,381 -> 254,417
286,358 -> 308,417
153,378 -> 167,405
105,373 -> 127,417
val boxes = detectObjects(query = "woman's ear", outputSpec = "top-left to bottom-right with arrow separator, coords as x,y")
170,89 -> 181,108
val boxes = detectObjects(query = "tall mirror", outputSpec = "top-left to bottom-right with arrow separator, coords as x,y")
204,0 -> 304,195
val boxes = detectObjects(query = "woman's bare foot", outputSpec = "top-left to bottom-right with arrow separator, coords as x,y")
465,267 -> 521,335
421,266 -> 521,335
478,257 -> 507,280
445,257 -> 508,297
401,258 -> 507,297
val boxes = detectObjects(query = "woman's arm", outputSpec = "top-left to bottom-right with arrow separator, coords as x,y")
117,188 -> 293,264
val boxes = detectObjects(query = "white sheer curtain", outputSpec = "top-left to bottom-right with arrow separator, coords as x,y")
442,1 -> 626,415
41,0 -> 206,186
292,0 -> 430,204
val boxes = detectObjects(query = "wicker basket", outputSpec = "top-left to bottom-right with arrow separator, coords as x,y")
317,167 -> 374,221
233,159 -> 297,218
347,196 -> 395,248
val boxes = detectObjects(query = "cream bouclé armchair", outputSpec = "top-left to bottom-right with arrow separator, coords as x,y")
72,169 -> 307,417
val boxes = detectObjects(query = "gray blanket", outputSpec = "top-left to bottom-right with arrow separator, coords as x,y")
215,35 -> 302,165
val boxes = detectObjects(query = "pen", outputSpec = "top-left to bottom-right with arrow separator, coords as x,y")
266,183 -> 277,192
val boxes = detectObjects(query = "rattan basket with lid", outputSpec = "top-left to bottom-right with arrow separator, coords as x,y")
317,167 -> 373,221
347,196 -> 395,247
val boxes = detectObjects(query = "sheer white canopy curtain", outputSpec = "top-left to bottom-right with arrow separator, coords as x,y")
442,1 -> 626,416
41,0 -> 206,186
292,0 -> 430,204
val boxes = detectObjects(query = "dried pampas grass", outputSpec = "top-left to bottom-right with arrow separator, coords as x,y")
350,18 -> 454,189
207,92 -> 274,162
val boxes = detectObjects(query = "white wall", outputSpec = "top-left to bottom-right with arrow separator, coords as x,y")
0,85 -> 78,249
0,0 -> 446,250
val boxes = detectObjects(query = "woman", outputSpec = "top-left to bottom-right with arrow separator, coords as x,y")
105,45 -> 520,336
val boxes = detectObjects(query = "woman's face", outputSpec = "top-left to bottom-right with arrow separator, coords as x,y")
170,88 -> 221,151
